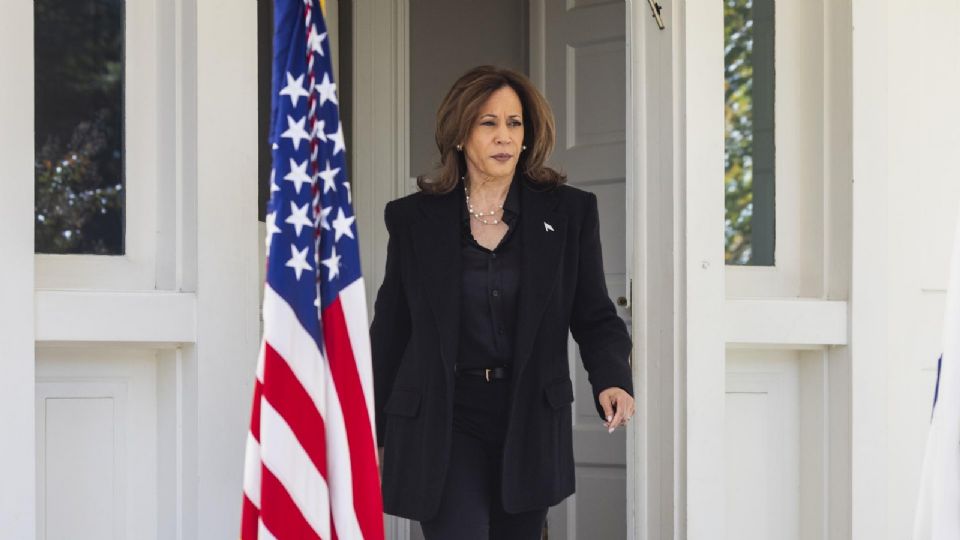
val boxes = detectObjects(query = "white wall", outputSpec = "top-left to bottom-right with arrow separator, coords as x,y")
852,0 -> 960,538
884,0 -> 960,535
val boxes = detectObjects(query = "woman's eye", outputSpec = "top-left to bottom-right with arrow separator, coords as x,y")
480,120 -> 521,126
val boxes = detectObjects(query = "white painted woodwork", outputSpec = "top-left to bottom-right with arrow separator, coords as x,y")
36,347 -> 160,540
0,1 -> 37,537
531,1 -> 630,538
725,300 -> 848,347
35,291 -> 197,344
682,0 -> 728,536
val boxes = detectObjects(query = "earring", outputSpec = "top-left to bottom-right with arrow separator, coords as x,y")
522,144 -> 527,151
456,144 -> 462,152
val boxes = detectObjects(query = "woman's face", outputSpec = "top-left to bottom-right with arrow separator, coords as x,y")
463,85 -> 525,183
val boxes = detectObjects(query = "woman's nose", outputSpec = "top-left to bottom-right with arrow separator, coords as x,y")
495,123 -> 513,144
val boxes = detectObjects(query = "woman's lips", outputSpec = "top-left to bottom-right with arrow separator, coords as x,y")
492,154 -> 512,162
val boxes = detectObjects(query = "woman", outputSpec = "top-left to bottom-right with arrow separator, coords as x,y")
369,65 -> 635,539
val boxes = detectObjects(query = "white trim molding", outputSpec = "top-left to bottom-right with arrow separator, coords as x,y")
0,1 -> 37,536
680,0 -> 728,537
725,299 -> 848,347
35,291 -> 197,344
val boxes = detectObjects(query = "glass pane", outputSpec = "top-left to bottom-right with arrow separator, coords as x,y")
724,0 -> 775,266
35,0 -> 125,255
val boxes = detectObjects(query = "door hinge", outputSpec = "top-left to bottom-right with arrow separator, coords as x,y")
647,0 -> 665,30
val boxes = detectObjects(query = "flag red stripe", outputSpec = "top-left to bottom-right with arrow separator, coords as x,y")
260,464 -> 322,540
240,494 -> 260,540
262,341 -> 329,479
250,378 -> 263,443
322,297 -> 384,540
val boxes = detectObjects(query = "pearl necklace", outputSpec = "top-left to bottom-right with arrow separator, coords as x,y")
463,175 -> 506,225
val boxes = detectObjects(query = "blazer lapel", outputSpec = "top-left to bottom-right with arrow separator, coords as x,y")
411,183 -> 462,377
512,179 -> 567,378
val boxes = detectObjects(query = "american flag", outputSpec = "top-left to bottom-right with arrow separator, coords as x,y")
241,1 -> 383,539
914,202 -> 960,540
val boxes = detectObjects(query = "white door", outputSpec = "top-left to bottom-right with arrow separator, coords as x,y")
530,1 -> 630,538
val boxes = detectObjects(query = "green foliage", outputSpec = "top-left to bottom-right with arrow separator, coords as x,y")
34,0 -> 124,254
724,0 -> 755,265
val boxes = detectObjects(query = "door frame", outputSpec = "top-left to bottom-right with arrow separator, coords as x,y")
0,2 -> 37,537
353,1 -> 695,539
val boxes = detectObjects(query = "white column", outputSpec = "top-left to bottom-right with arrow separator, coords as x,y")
850,1 -> 889,539
191,0 -> 261,537
682,0 -> 728,538
0,1 -> 36,537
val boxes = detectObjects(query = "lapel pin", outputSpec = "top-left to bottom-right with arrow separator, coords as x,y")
544,221 -> 554,232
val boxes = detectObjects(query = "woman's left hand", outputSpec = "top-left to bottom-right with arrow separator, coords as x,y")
598,387 -> 635,433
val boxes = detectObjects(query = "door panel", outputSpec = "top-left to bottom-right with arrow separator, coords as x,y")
725,354 -> 800,540
532,1 -> 629,538
36,347 -> 159,540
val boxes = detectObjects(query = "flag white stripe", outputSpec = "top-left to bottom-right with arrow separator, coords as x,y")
263,284 -> 327,420
914,204 -> 960,540
259,398 -> 331,539
256,337 -> 266,381
338,278 -> 378,443
324,351 -> 364,540
243,432 -> 262,509
243,341 -> 267,511
257,519 -> 278,540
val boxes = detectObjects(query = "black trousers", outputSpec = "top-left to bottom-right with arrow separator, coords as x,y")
419,373 -> 548,540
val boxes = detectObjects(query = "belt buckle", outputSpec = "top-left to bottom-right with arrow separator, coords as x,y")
484,368 -> 492,382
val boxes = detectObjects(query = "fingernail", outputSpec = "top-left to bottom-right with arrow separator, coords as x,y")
608,426 -> 615,434
606,415 -> 612,421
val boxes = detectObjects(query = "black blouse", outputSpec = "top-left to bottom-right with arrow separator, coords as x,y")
456,175 -> 522,371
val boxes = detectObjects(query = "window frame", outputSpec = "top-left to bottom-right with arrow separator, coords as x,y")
35,0 -> 170,291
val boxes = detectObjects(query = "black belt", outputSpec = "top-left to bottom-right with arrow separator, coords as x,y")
456,366 -> 511,382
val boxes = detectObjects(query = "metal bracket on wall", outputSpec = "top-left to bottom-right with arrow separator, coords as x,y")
647,0 -> 665,29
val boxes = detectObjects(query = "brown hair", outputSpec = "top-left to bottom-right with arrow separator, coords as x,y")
416,65 -> 566,194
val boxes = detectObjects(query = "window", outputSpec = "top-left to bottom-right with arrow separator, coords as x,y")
724,0 -> 775,266
35,0 -> 125,255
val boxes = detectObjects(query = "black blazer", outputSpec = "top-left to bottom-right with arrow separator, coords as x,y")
369,173 -> 633,521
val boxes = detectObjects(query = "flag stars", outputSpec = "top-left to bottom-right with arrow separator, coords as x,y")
265,211 -> 282,249
315,73 -> 338,107
321,245 -> 342,281
309,24 -> 327,56
318,205 -> 333,231
281,114 -> 311,151
318,160 -> 340,194
341,180 -> 352,204
279,72 -> 310,107
270,168 -> 279,192
284,158 -> 313,194
327,121 -> 346,155
285,244 -> 313,281
285,201 -> 313,236
313,119 -> 328,143
331,208 -> 356,243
